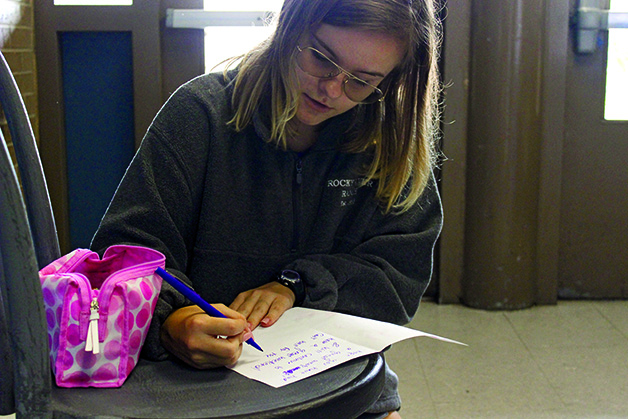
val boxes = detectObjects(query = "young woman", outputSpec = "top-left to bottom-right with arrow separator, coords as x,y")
91,0 -> 442,417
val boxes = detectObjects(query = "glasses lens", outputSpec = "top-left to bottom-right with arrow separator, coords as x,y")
297,47 -> 339,78
344,78 -> 383,104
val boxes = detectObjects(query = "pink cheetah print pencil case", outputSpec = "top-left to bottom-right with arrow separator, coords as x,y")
39,244 -> 165,388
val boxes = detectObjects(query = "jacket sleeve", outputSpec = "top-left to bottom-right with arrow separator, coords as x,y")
287,173 -> 443,326
90,82 -> 212,360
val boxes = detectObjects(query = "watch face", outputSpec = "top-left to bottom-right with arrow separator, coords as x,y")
279,270 -> 304,306
282,270 -> 300,282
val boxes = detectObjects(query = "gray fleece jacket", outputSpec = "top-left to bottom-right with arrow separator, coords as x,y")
91,70 -> 443,364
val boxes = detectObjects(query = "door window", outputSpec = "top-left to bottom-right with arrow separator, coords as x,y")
204,0 -> 284,72
605,0 -> 628,120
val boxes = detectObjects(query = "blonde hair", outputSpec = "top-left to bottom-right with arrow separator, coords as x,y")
230,0 -> 442,213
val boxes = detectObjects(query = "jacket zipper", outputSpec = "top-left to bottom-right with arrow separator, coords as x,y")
291,158 -> 303,253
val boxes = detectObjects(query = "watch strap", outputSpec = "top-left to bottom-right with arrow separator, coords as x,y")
277,270 -> 306,306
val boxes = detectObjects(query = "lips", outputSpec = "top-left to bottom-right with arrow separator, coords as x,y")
303,94 -> 332,113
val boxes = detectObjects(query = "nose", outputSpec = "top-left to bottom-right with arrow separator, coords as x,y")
319,74 -> 345,100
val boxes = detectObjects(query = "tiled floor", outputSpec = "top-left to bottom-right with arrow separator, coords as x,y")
4,300 -> 627,419
386,300 -> 628,418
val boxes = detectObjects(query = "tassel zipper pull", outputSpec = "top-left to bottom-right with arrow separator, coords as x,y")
85,298 -> 100,354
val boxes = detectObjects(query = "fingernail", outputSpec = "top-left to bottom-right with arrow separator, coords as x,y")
261,317 -> 271,326
243,331 -> 253,341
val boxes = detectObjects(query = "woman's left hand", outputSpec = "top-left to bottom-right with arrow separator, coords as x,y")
229,281 -> 295,330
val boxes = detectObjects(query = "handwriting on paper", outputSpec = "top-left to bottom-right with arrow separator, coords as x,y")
229,307 -> 466,388
249,332 -> 368,385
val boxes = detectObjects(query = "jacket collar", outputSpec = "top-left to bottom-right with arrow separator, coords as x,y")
252,108 -> 358,153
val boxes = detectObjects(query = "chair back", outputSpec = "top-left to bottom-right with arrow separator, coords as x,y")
0,260 -> 15,414
0,128 -> 53,417
0,49 -> 57,418
0,51 -> 60,269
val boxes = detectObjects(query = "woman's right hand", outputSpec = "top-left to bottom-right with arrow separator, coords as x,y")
160,304 -> 252,369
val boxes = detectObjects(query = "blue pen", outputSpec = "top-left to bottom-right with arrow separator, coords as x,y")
155,267 -> 263,352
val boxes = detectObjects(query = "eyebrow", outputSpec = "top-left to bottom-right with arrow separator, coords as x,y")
312,34 -> 386,79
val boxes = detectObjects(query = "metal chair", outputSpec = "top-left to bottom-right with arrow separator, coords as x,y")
0,50 -> 384,419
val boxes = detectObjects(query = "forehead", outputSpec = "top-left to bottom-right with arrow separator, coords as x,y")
311,23 -> 406,77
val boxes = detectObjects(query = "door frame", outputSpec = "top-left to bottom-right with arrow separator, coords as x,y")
437,0 -> 471,303
34,0 -> 203,252
534,0 -> 570,304
34,2 -> 162,252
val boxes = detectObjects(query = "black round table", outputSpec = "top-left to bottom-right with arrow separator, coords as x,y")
51,353 -> 385,418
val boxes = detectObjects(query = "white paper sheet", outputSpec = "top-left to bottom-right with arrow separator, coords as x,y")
229,307 -> 465,388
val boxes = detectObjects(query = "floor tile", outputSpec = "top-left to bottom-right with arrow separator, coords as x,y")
504,301 -> 627,350
386,338 -> 437,418
529,344 -> 628,413
594,300 -> 628,338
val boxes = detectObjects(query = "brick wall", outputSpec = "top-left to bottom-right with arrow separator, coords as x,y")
0,0 -> 38,170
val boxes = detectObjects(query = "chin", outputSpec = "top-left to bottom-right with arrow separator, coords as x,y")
295,105 -> 328,128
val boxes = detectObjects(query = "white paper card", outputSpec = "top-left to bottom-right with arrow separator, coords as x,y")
229,307 -> 465,388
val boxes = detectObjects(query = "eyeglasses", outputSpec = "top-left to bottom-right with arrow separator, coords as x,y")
295,46 -> 385,104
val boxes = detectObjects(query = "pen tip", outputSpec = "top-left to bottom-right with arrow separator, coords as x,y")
247,339 -> 263,352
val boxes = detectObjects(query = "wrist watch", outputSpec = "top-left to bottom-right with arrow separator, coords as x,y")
276,270 -> 306,306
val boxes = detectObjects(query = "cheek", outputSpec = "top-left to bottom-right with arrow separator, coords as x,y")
296,72 -> 316,94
